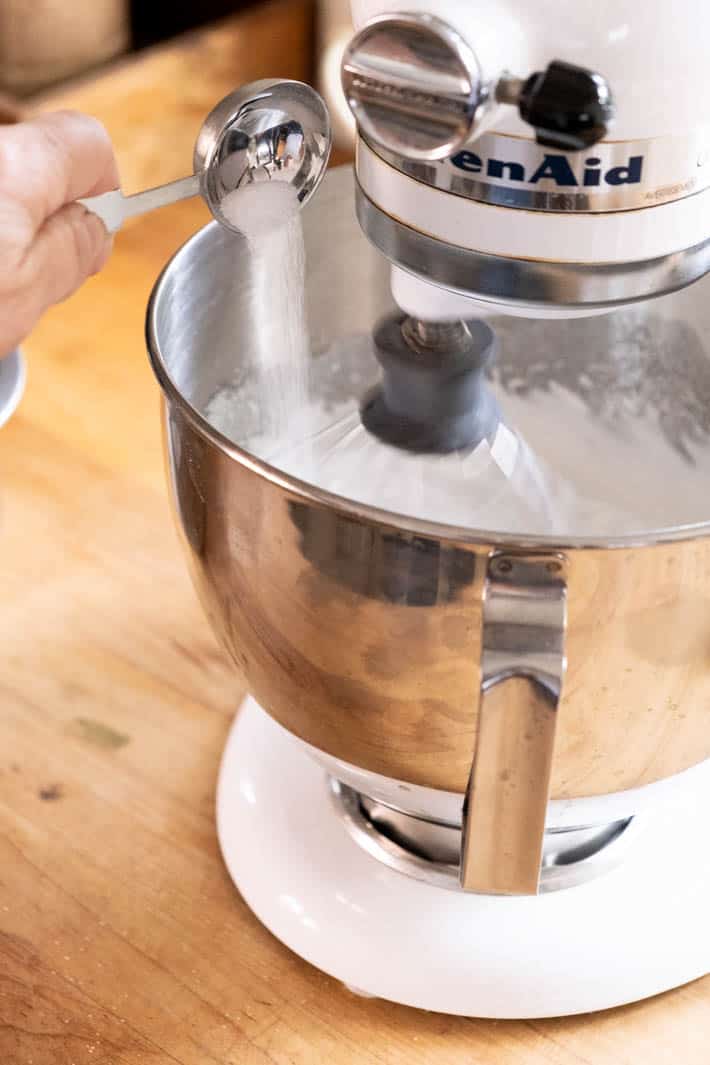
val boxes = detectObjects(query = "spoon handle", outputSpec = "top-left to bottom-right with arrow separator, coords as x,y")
78,173 -> 201,234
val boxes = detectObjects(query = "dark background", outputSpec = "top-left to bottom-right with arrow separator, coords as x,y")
131,1 -> 252,49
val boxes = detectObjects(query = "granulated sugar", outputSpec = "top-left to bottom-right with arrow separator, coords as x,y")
202,181 -> 559,531
220,181 -> 302,238
200,184 -> 669,536
205,320 -> 573,534
207,181 -> 310,443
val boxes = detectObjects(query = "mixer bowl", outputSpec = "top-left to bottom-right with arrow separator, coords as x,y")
147,167 -> 710,891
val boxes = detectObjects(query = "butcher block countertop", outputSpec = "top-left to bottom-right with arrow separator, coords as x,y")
1,5 -> 708,1063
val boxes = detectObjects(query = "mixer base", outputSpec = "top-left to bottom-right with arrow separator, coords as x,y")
217,697 -> 710,1019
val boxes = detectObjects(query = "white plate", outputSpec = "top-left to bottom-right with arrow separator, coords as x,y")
0,349 -> 26,428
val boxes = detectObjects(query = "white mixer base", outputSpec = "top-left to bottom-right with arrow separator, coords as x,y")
217,697 -> 710,1018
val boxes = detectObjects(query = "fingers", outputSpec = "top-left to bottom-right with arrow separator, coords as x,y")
0,110 -> 119,354
2,204 -> 112,352
0,110 -> 120,234
30,201 -> 113,303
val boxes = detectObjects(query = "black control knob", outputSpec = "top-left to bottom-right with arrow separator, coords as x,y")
517,60 -> 614,151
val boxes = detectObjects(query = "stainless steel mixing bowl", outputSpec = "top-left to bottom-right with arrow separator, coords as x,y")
147,167 -> 710,894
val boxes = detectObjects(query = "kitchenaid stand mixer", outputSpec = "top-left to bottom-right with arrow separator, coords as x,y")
147,1 -> 710,1019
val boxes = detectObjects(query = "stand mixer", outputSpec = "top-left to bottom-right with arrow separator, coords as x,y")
146,1 -> 710,1018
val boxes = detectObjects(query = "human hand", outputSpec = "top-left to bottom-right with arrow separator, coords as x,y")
0,110 -> 119,357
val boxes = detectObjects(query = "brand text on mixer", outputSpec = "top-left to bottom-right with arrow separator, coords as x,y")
451,151 -> 643,188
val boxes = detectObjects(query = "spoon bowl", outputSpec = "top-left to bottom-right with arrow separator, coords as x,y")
195,78 -> 332,233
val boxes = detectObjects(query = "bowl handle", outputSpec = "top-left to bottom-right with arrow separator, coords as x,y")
461,552 -> 568,895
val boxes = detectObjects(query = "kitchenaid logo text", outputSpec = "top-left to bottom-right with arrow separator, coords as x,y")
450,150 -> 644,188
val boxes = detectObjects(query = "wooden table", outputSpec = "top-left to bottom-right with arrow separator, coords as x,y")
1,7 -> 708,1063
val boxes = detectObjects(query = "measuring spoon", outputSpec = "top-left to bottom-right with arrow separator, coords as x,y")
79,78 -> 332,234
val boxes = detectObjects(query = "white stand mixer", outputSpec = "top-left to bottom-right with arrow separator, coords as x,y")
146,0 -> 710,1020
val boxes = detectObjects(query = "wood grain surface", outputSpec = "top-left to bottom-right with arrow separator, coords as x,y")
0,5 -> 708,1063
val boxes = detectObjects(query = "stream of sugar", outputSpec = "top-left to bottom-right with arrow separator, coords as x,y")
206,181 -> 311,443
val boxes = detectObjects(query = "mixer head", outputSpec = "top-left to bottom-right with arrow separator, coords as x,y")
340,5 -> 710,318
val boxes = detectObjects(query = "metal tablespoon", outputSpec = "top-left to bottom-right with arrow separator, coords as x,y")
79,79 -> 332,234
